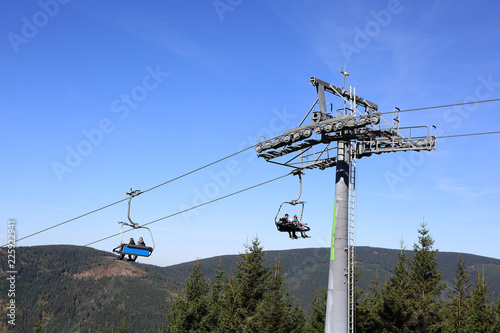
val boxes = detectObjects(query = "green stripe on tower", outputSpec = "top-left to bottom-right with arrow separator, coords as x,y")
330,195 -> 336,260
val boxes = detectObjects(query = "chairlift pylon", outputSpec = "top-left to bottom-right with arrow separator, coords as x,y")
112,189 -> 155,261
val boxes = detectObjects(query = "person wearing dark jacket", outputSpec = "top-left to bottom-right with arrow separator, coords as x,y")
127,238 -> 136,261
281,214 -> 298,239
117,238 -> 135,260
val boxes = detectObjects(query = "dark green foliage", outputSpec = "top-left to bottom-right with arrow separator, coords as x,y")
494,294 -> 500,332
406,222 -> 446,332
33,321 -> 44,333
254,258 -> 305,333
289,299 -> 307,332
1,231 -> 500,332
356,272 -> 384,331
0,245 -> 176,332
465,271 -> 495,332
305,289 -> 326,332
166,261 -> 210,332
117,318 -> 130,333
443,255 -> 472,332
94,319 -> 129,333
231,238 -> 271,327
203,260 -> 225,330
379,245 -> 413,332
219,238 -> 305,332
167,237 -> 305,332
159,246 -> 500,315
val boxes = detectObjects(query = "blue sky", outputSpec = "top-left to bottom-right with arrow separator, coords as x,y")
1,0 -> 499,267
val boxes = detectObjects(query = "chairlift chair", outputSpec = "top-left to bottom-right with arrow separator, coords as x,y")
112,189 -> 155,261
274,170 -> 311,236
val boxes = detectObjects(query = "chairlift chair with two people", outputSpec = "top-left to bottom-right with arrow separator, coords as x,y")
275,170 -> 311,239
113,189 -> 155,261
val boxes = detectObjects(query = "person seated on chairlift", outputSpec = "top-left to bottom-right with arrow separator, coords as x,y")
279,213 -> 289,224
117,237 -> 135,261
127,238 -> 136,261
293,214 -> 310,238
281,213 -> 298,239
137,237 -> 146,247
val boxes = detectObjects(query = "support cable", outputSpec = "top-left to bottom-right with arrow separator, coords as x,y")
83,172 -> 292,247
379,98 -> 500,115
9,198 -> 130,246
4,145 -> 255,246
6,106 -> 500,247
436,131 -> 500,139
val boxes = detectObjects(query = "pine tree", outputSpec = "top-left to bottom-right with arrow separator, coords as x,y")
443,256 -> 472,332
166,297 -> 189,332
356,272 -> 384,332
232,237 -> 271,330
218,275 -> 240,332
216,237 -> 274,332
116,318 -> 129,333
33,321 -> 44,333
494,294 -> 500,332
305,289 -> 327,333
94,321 -> 119,333
253,257 -> 305,333
289,299 -> 307,333
465,270 -> 495,333
203,260 -> 225,331
407,222 -> 446,332
166,260 -> 210,332
379,241 -> 412,331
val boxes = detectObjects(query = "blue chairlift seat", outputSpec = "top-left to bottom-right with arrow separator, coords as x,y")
120,244 -> 153,257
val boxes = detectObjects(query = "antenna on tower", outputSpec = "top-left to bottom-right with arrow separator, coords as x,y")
340,64 -> 350,90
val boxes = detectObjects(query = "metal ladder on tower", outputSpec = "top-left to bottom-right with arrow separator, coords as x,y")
347,154 -> 357,333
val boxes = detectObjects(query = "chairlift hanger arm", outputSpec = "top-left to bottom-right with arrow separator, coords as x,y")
125,188 -> 142,226
291,169 -> 304,204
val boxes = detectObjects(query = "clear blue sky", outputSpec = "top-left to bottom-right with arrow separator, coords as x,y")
1,0 -> 499,267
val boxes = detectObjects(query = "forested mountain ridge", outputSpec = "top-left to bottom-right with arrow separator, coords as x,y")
161,246 -> 500,313
0,245 -> 180,332
1,244 -> 499,332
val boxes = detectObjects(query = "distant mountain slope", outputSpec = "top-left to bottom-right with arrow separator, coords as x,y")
1,245 -> 499,332
0,245 -> 178,332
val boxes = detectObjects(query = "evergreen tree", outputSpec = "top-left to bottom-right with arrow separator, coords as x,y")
253,257 -> 305,333
166,297 -> 189,332
494,294 -> 500,332
218,275 -> 240,332
166,261 -> 210,332
443,256 -> 472,333
465,270 -> 495,333
33,321 -> 44,333
94,322 -> 116,333
305,289 -> 327,333
407,222 -> 446,332
116,318 -> 129,333
379,242 -> 412,332
289,299 -> 307,333
231,237 -> 272,330
203,260 -> 225,331
356,272 -> 384,332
